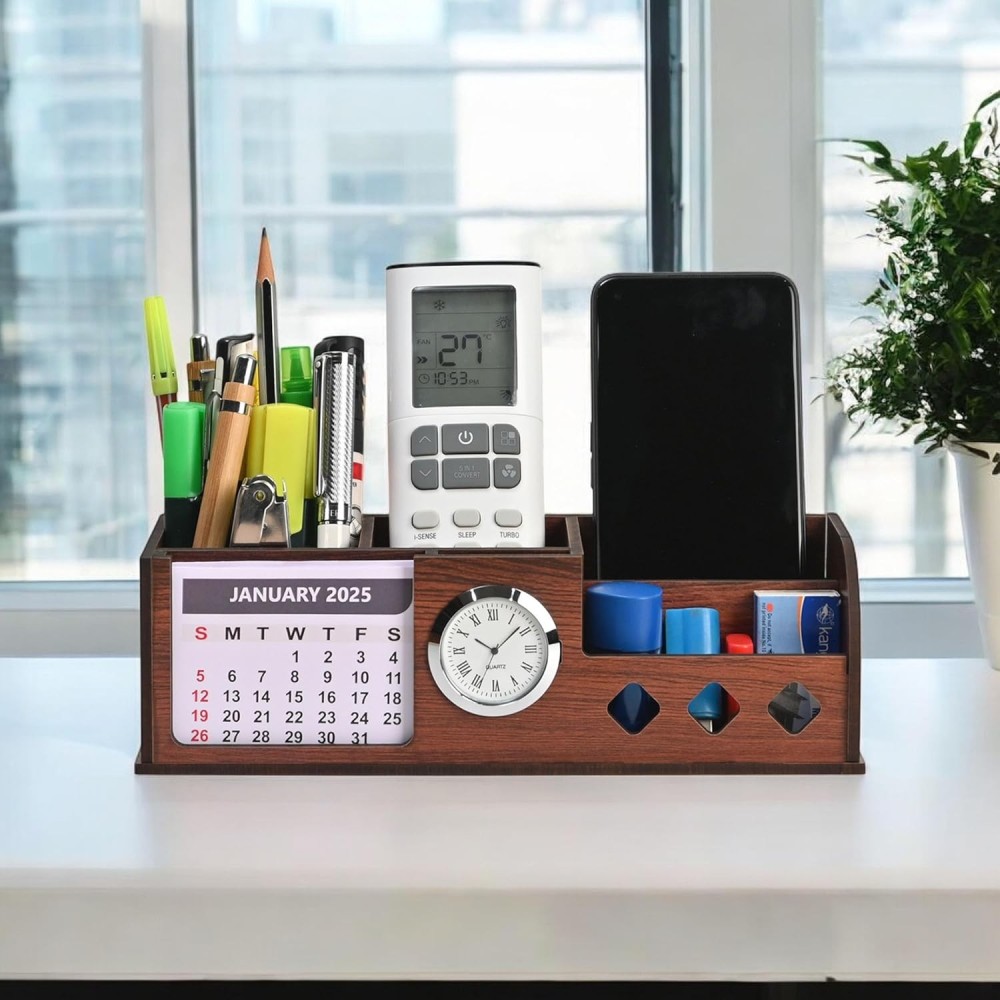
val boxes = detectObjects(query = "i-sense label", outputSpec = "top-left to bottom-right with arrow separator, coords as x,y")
170,559 -> 414,747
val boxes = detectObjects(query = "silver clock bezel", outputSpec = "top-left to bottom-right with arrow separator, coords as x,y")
427,584 -> 561,717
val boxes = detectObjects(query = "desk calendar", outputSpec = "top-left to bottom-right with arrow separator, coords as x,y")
170,559 -> 414,746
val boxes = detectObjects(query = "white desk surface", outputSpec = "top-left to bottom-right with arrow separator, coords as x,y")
0,656 -> 998,981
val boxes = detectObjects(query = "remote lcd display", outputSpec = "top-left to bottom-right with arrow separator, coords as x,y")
412,285 -> 517,407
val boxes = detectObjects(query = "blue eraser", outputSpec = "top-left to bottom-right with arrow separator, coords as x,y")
688,681 -> 724,720
664,608 -> 686,654
754,590 -> 841,654
585,581 -> 664,653
663,606 -> 721,654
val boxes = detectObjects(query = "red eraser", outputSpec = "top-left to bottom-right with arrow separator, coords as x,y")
725,632 -> 755,654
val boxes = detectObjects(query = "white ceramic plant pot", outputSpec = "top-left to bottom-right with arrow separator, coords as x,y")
949,441 -> 1000,669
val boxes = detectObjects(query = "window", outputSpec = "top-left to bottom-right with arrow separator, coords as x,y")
191,0 -> 647,517
0,0 -> 146,582
821,0 -> 1000,577
2,0 -> 986,598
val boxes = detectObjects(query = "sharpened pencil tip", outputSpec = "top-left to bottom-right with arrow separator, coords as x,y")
261,226 -> 267,238
256,226 -> 275,283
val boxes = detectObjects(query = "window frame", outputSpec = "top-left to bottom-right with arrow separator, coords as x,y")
0,0 -> 979,659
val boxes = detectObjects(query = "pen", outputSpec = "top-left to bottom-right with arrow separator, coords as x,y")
143,296 -> 178,443
194,353 -> 257,548
255,227 -> 281,405
314,351 -> 356,549
187,335 -> 211,402
191,361 -> 217,406
314,335 -> 365,545
202,357 -> 224,482
215,332 -> 254,386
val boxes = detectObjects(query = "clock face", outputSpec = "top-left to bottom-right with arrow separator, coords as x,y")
440,596 -> 548,705
428,585 -> 561,717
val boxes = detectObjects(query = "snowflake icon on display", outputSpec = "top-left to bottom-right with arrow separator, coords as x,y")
434,299 -> 445,310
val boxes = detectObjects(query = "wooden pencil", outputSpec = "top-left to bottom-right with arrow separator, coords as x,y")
255,227 -> 280,406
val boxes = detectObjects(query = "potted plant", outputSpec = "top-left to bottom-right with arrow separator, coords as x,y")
826,89 -> 1000,668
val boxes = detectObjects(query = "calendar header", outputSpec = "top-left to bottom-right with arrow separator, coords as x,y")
182,577 -> 413,615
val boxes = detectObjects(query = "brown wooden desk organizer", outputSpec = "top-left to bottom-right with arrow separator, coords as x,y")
137,512 -> 863,774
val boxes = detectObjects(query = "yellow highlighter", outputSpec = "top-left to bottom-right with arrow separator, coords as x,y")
245,403 -> 310,545
143,296 -> 179,445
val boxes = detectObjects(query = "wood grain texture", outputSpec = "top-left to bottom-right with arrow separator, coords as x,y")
137,525 -> 159,764
828,512 -> 862,762
138,513 -> 863,774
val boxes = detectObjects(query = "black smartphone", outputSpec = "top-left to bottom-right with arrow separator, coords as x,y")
591,272 -> 805,580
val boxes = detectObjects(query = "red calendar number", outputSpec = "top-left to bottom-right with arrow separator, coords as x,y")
190,729 -> 209,741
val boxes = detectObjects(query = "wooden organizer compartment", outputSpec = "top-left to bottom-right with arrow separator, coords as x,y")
137,513 -> 863,774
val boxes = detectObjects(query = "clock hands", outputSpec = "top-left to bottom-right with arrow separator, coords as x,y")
473,634 -> 498,669
432,588 -> 560,717
495,627 -> 520,652
472,626 -> 520,674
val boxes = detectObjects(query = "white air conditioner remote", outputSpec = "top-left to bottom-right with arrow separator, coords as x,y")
386,261 -> 545,549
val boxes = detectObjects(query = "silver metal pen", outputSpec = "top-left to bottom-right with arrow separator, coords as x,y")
191,334 -> 210,362
314,351 -> 356,549
202,356 -> 224,483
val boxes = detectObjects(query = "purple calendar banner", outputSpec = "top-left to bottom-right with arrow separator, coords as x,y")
182,578 -> 413,615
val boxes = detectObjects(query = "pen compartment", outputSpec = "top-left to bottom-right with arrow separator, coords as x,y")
137,512 -> 862,774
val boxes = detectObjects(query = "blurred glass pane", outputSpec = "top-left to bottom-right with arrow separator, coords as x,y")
192,0 -> 646,516
820,0 -> 1000,577
0,0 -> 146,581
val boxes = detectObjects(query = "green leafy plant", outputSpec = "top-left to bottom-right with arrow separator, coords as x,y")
826,90 -> 1000,467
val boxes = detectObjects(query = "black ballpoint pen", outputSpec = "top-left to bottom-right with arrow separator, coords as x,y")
216,332 -> 254,386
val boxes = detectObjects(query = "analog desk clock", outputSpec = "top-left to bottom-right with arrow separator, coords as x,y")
427,584 -> 561,717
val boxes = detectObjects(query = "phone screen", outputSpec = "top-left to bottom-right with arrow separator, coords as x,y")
591,273 -> 804,580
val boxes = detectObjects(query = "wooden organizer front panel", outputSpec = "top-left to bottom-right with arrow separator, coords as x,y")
138,513 -> 863,774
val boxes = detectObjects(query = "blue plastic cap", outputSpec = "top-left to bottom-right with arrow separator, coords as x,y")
584,581 -> 664,653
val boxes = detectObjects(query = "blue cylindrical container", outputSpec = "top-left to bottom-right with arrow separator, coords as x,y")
584,581 -> 664,653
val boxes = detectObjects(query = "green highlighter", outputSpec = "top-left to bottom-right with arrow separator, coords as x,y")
279,346 -> 318,544
280,346 -> 313,406
162,402 -> 205,548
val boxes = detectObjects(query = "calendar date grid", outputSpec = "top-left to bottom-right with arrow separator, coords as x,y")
173,626 -> 412,747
